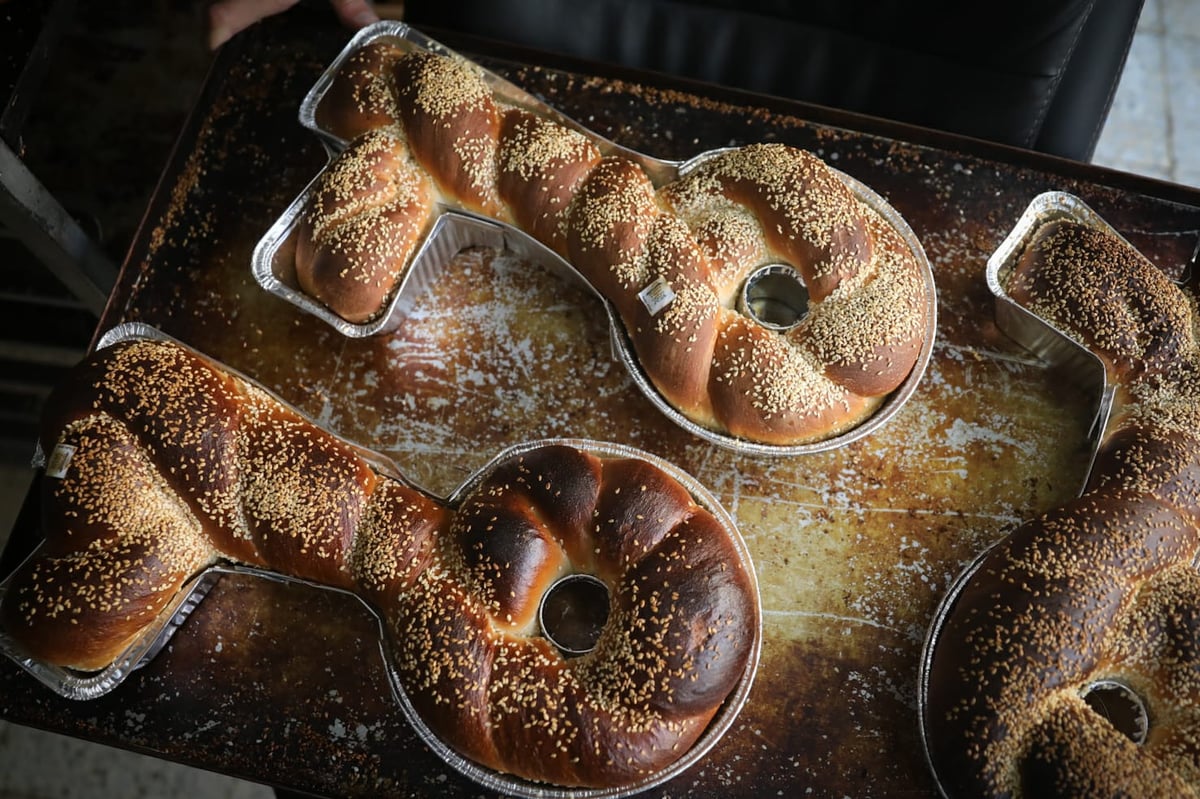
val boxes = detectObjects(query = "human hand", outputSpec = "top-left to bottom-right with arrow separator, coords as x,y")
208,0 -> 380,49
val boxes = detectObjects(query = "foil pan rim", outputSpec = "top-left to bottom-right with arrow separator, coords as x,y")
916,539 -> 998,799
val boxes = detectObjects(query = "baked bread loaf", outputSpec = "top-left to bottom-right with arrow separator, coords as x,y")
0,337 -> 759,789
923,218 -> 1200,797
295,126 -> 435,323
296,42 -> 931,446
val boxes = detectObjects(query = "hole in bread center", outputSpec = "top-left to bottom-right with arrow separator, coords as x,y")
1081,680 -> 1148,744
740,264 -> 809,331
538,574 -> 610,657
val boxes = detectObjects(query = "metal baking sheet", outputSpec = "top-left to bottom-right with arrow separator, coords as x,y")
7,14 -> 1200,798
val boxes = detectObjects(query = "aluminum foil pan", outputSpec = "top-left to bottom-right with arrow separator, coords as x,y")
254,165 -> 936,456
263,22 -> 937,454
918,191 -> 1170,798
394,437 -> 763,799
250,185 -> 510,338
983,191 -> 1143,484
1,326 -> 760,797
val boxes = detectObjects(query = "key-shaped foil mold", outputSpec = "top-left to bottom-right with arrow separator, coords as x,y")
0,323 -> 761,799
919,192 -> 1200,798
253,22 -> 937,455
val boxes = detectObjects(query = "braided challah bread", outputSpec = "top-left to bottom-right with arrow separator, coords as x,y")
0,336 -> 759,790
295,41 -> 931,446
923,218 -> 1200,797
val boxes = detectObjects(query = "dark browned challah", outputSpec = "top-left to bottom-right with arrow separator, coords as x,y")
924,218 -> 1200,797
0,337 -> 759,790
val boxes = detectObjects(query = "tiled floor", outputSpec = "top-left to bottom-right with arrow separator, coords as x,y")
1,0 -> 1199,797
1092,0 -> 1200,185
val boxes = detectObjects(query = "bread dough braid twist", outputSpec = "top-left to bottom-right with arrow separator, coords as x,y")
0,337 -> 759,789
297,42 -> 931,446
924,219 -> 1200,797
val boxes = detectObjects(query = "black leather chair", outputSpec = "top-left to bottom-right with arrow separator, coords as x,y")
404,0 -> 1144,163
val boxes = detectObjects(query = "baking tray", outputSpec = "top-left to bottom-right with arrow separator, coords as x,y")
18,13 -> 1200,795
0,322 -> 761,799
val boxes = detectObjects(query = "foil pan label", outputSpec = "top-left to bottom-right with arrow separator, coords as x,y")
637,276 -> 676,316
44,443 -> 75,479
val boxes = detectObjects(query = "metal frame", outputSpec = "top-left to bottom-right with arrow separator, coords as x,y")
0,140 -> 117,315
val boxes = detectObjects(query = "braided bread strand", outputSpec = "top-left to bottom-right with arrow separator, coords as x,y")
923,219 -> 1200,797
298,42 -> 931,446
0,336 -> 759,790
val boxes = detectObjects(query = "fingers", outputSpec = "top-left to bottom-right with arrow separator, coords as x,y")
330,0 -> 380,28
208,0 -> 381,50
209,0 -> 299,49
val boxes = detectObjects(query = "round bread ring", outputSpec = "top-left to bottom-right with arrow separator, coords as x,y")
293,37 -> 936,450
920,210 -> 1200,798
396,437 -> 762,794
0,332 -> 761,794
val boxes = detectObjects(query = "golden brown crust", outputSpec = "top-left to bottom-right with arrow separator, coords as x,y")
302,44 -> 930,446
497,109 -> 602,254
295,127 -> 436,323
392,50 -> 506,216
313,41 -> 407,141
2,338 -> 758,789
925,219 -> 1200,797
663,145 -> 873,302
